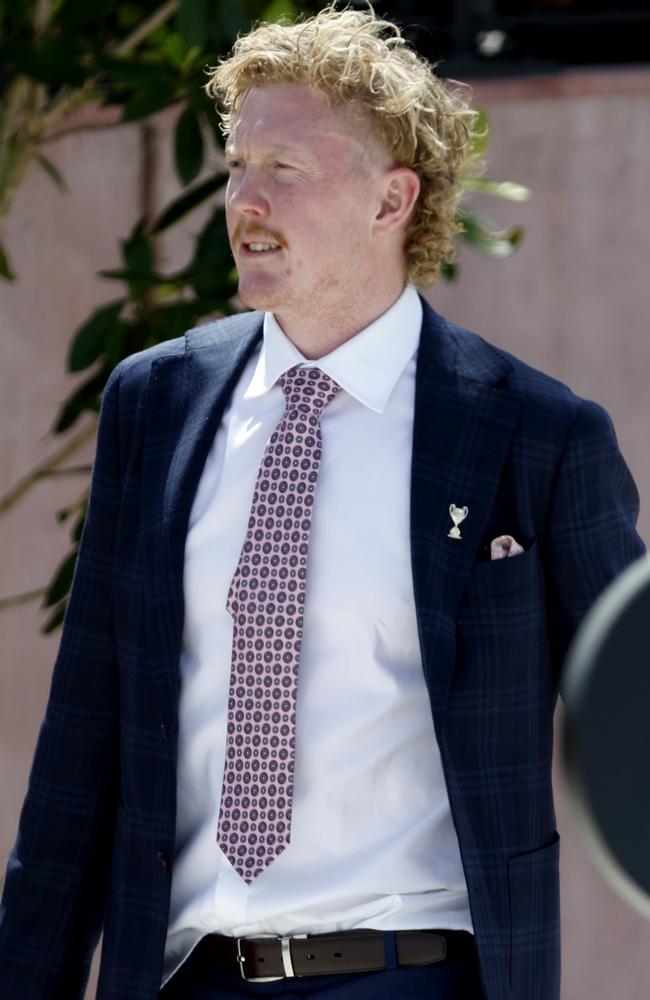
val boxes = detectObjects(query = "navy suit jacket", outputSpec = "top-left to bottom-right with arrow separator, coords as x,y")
0,300 -> 644,1000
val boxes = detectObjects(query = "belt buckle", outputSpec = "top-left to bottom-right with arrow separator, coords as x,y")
236,933 -> 306,982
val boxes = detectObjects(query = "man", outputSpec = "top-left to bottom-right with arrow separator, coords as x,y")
0,7 -> 644,1000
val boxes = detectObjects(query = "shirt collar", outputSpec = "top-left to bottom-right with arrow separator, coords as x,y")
243,285 -> 423,414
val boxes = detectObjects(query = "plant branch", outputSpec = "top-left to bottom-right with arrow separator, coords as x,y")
1,0 -> 181,237
34,0 -> 53,34
40,118 -> 124,145
43,1 -> 181,129
0,422 -> 96,515
0,587 -> 47,611
40,82 -> 106,135
111,0 -> 180,57
0,75 -> 48,228
38,465 -> 94,477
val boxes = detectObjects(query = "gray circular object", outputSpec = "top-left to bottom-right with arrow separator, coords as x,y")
562,554 -> 650,918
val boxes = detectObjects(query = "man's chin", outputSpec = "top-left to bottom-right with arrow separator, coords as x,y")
237,279 -> 287,314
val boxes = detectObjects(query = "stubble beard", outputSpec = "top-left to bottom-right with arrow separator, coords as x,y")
237,273 -> 287,314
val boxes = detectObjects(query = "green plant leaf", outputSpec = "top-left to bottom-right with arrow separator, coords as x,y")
121,78 -> 177,122
0,243 -> 15,281
41,598 -> 67,634
55,497 -> 87,524
186,205 -> 237,298
463,178 -> 531,202
441,260 -> 458,282
68,299 -> 124,372
42,549 -> 78,608
57,0 -> 114,31
193,84 -> 226,145
98,267 -> 174,286
178,0 -> 209,48
2,2 -> 34,30
470,106 -> 490,156
161,31 -> 189,69
10,38 -> 87,87
202,105 -> 225,149
53,367 -> 108,433
262,0 -> 297,21
35,153 -> 67,192
181,44 -> 203,72
459,211 -> 524,258
216,0 -> 251,43
121,221 -> 155,298
175,105 -> 205,185
145,300 -> 217,342
122,220 -> 154,272
152,172 -> 225,233
72,507 -> 87,543
97,56 -> 179,90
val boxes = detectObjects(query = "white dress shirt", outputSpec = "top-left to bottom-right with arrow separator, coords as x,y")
163,285 -> 472,984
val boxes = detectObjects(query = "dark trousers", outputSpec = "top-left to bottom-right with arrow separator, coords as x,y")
159,935 -> 486,999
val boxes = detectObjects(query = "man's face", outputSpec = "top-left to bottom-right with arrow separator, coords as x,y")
225,83 -> 392,326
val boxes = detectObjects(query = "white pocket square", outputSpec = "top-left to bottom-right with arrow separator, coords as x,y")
490,535 -> 524,560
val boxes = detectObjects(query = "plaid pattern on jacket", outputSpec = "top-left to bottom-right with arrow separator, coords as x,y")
0,300 -> 644,1000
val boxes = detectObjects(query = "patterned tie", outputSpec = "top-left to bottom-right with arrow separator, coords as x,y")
217,365 -> 341,883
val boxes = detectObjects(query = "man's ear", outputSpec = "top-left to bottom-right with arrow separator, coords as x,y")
373,167 -> 421,236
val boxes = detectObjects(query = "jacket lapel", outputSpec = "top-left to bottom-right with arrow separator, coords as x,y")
411,300 -> 522,724
141,312 -> 263,700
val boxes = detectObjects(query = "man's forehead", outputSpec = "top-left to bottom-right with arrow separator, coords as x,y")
225,132 -> 316,157
227,84 -> 364,151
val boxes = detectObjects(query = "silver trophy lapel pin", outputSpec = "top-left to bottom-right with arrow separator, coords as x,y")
448,504 -> 469,540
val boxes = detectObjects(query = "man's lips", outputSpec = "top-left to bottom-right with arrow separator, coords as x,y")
238,238 -> 284,259
241,240 -> 282,250
234,226 -> 284,254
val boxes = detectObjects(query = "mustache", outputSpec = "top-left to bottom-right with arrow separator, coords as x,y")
232,223 -> 285,248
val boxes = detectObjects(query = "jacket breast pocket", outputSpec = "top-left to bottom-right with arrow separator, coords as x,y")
462,538 -> 540,600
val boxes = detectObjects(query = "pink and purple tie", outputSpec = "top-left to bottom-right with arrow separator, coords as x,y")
217,365 -> 341,883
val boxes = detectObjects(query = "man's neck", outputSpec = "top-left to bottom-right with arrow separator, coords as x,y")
274,282 -> 408,360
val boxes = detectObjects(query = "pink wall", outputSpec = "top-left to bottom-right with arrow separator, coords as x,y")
1,67 -> 649,997
429,66 -> 650,1000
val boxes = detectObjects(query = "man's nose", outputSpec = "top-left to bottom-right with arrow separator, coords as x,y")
228,172 -> 269,218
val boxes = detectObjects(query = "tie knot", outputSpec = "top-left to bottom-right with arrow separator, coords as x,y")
279,366 -> 340,421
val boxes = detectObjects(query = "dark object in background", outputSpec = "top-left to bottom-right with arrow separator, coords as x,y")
562,554 -> 650,919
376,1 -> 650,76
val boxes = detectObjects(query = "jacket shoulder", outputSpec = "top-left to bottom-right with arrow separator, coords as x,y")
185,310 -> 264,351
425,301 -> 618,461
491,339 -> 617,443
106,334 -> 183,397
437,307 -> 598,426
106,310 -> 263,397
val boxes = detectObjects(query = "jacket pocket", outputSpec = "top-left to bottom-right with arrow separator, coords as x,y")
507,831 -> 561,998
463,538 -> 540,599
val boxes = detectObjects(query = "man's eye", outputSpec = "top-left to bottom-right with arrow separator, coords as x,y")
226,159 -> 243,170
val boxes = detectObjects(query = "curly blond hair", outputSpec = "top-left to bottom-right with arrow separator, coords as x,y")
205,4 -> 479,287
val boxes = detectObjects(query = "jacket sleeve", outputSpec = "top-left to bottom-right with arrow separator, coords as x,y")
0,362 -> 127,998
542,397 -> 646,682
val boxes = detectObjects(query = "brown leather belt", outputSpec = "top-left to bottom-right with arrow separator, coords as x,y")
191,929 -> 476,982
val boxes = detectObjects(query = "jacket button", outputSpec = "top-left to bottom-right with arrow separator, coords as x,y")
157,851 -> 169,872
